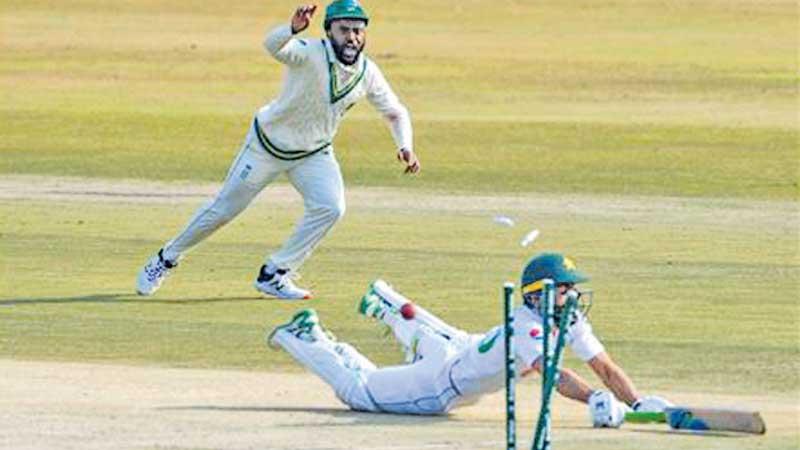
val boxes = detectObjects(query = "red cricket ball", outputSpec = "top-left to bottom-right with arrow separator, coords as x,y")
400,303 -> 416,320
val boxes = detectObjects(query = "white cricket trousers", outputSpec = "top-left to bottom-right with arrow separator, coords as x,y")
274,320 -> 486,415
162,121 -> 345,271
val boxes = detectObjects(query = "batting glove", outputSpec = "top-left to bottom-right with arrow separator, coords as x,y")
588,390 -> 629,428
632,395 -> 674,413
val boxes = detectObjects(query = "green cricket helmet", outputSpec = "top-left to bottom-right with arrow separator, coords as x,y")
520,252 -> 593,322
521,253 -> 589,293
324,0 -> 369,30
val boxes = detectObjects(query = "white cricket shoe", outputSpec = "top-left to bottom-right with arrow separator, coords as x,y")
136,249 -> 177,296
266,308 -> 331,349
254,265 -> 312,300
358,288 -> 392,319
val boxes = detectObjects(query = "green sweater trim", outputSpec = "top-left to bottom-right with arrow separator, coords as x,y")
323,39 -> 367,104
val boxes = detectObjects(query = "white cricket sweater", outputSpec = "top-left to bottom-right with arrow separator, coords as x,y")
255,24 -> 413,160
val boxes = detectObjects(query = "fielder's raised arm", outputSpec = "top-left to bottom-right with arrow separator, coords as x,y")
263,5 -> 319,65
137,1 -> 421,300
291,4 -> 317,34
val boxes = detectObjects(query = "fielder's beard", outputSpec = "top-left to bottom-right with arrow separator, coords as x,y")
329,36 -> 365,65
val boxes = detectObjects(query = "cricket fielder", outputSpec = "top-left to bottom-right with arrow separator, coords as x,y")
267,253 -> 672,424
136,1 -> 419,299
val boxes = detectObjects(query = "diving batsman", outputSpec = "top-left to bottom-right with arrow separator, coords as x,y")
137,1 -> 419,299
267,252 -> 672,424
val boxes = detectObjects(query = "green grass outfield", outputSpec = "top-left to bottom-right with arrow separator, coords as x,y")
0,183 -> 798,449
1,0 -> 798,198
1,1 -> 798,448
2,184 -> 797,395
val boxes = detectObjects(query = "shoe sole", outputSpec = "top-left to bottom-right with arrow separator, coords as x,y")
136,272 -> 163,297
254,282 -> 313,300
265,326 -> 286,350
135,282 -> 157,296
357,294 -> 371,316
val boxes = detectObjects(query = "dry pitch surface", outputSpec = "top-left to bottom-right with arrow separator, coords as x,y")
1,360 -> 795,450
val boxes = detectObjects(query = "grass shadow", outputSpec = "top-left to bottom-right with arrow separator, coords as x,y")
625,427 -> 751,438
0,293 -> 267,306
159,405 -> 451,427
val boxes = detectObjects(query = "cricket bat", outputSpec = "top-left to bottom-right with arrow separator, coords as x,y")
625,407 -> 766,434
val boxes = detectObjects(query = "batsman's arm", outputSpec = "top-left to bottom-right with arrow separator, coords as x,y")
587,352 -> 640,406
526,358 -> 594,403
555,367 -> 596,402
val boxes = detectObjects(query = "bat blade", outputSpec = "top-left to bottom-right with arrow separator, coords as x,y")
665,407 -> 766,434
625,407 -> 766,434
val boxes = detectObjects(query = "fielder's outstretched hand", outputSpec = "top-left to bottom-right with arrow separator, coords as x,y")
398,148 -> 421,174
291,4 -> 317,34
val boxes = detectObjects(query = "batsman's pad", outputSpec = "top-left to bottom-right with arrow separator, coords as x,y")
372,279 -> 466,342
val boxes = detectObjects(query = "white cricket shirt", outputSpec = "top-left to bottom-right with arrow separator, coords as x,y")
255,24 -> 413,160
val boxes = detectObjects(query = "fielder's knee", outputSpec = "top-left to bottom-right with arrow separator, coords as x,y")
208,190 -> 250,225
316,200 -> 346,224
210,205 -> 241,227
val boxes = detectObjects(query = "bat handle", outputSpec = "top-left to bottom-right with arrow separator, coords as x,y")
624,411 -> 666,424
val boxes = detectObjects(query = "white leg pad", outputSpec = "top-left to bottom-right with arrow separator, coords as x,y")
272,330 -> 378,412
372,279 -> 467,342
